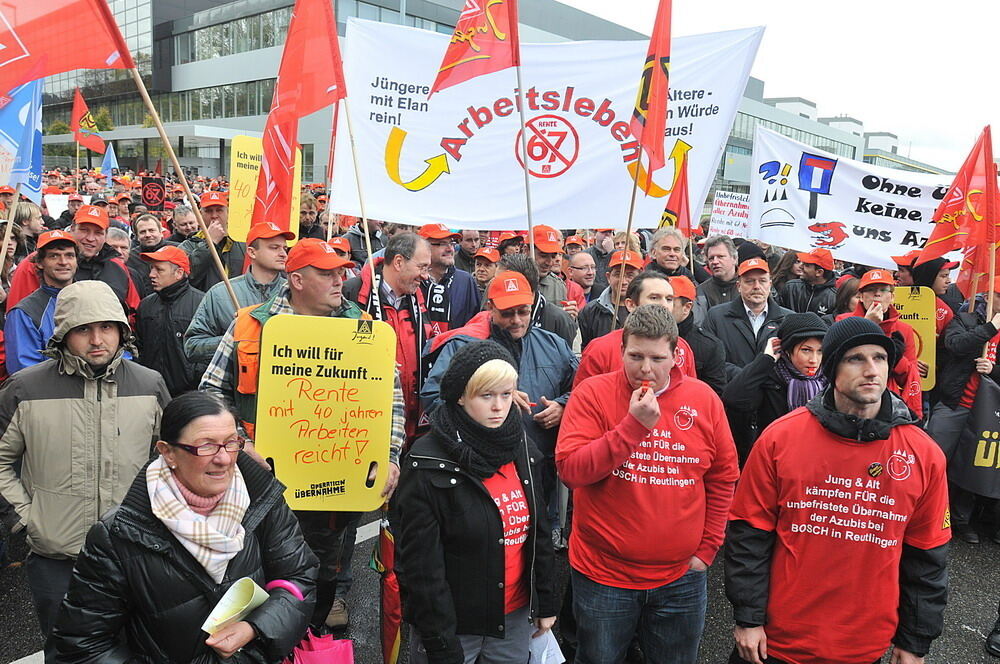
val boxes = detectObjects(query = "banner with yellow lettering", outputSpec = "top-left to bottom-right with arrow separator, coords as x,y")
255,315 -> 397,511
951,375 -> 1000,498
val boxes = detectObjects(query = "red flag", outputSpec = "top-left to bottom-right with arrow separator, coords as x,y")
916,126 -> 997,265
955,164 -> 1000,298
154,159 -> 162,176
629,0 -> 672,179
70,88 -> 106,154
252,0 -> 346,229
429,0 -> 520,96
0,0 -> 134,93
659,156 -> 691,234
370,512 -> 401,664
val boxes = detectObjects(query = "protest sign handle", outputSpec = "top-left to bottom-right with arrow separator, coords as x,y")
126,67 -> 239,310
514,66 -> 536,261
342,98 -> 377,286
0,184 -> 20,296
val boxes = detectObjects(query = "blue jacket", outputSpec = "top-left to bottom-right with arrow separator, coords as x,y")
5,284 -> 60,375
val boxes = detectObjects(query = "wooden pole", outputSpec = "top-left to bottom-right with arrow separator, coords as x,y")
126,67 -> 239,309
611,148 -> 646,330
0,184 -> 20,291
75,142 -> 80,193
342,98 -> 377,286
982,162 -> 999,358
326,101 -> 341,242
967,273 -> 978,315
514,66 -> 536,262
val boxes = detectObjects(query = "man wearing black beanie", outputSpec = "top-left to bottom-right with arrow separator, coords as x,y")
725,317 -> 951,664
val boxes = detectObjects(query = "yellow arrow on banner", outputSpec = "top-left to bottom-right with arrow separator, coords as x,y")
626,139 -> 692,198
385,127 -> 451,191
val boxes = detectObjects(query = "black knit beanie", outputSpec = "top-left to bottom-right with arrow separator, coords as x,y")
777,312 -> 828,352
820,317 -> 897,380
910,257 -> 947,289
737,241 -> 766,265
439,340 -> 517,404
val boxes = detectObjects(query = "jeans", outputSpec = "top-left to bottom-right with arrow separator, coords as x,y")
408,606 -> 531,664
572,567 -> 707,664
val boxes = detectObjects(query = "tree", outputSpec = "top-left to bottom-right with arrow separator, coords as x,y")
45,120 -> 71,136
92,107 -> 114,131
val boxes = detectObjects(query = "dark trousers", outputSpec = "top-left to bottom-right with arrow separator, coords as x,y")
25,553 -> 76,659
295,510 -> 361,625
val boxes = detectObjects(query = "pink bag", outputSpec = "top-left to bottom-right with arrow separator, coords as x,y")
283,629 -> 354,664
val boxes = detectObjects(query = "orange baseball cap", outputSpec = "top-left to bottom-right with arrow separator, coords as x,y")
488,271 -> 534,309
738,257 -> 770,276
595,228 -> 614,233
247,222 -> 295,245
890,250 -> 921,267
285,238 -> 355,272
608,250 -> 644,270
858,269 -> 895,290
796,248 -> 834,271
74,204 -> 110,229
0,185 -> 15,194
36,230 -> 79,250
474,247 -> 500,263
497,231 -> 523,244
669,276 -> 697,301
328,237 -> 351,254
141,245 -> 191,273
199,191 -> 228,208
532,225 -> 564,254
67,193 -> 84,202
418,223 -> 460,241
564,235 -> 586,248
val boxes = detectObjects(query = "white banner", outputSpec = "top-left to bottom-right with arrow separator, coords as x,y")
708,190 -> 751,238
748,127 -> 950,269
330,19 -> 763,230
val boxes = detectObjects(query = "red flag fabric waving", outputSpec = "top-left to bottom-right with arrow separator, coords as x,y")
917,126 -> 997,266
0,0 -> 134,94
429,0 -> 520,96
660,157 -> 690,234
252,0 -> 347,229
630,0 -> 672,177
70,88 -> 106,154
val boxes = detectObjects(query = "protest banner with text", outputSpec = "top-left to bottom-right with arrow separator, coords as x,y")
708,190 -> 751,238
892,286 -> 936,391
228,135 -> 301,243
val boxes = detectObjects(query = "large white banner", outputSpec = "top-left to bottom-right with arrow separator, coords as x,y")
330,19 -> 763,230
748,127 -> 951,269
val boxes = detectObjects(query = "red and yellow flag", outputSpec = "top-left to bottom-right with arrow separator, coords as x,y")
660,156 -> 691,234
629,0 -> 672,179
429,0 -> 520,96
70,88 -> 106,154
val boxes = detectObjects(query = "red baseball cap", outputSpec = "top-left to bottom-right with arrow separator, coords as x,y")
0,185 -> 15,194
669,276 -> 697,301
141,245 -> 191,274
532,225 -> 564,254
497,231 -> 523,245
418,223 -> 460,241
474,247 -> 500,263
796,248 -> 834,271
36,230 -> 80,250
327,237 -> 351,255
247,222 -> 295,245
488,271 -> 534,309
199,191 -> 228,208
595,228 -> 614,233
564,235 -> 586,248
737,257 -> 770,276
890,250 -> 921,268
285,238 -> 355,272
858,269 -> 894,290
67,193 -> 84,203
608,250 -> 644,270
74,204 -> 109,229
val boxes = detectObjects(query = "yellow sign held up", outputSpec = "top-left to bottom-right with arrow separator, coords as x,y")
255,315 -> 397,511
228,134 -> 301,243
893,286 -> 936,391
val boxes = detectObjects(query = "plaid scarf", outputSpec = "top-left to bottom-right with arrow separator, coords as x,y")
146,456 -> 250,583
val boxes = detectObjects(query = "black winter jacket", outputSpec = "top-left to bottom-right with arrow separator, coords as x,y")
937,311 -> 1000,409
722,354 -> 790,453
702,297 -> 792,379
49,453 -> 318,664
778,276 -> 837,316
397,431 -> 557,664
136,278 -> 207,396
677,313 -> 727,395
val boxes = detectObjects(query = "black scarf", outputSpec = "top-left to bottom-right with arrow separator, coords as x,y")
431,402 -> 523,479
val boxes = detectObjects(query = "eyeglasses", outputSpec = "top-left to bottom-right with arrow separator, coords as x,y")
569,265 -> 596,272
170,438 -> 246,456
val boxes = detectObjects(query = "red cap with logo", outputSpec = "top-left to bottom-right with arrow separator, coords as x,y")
36,230 -> 80,250
564,235 -> 586,248
74,204 -> 110,229
247,222 -> 295,245
858,269 -> 894,290
488,271 -> 534,309
738,257 -> 770,276
328,237 -> 351,254
669,276 -> 697,302
68,193 -> 84,202
474,247 -> 500,263
497,231 -> 523,245
796,248 -> 834,271
608,250 -> 644,270
418,223 -> 460,240
0,185 -> 15,194
890,250 -> 921,268
285,238 -> 355,272
199,191 -> 228,208
532,225 -> 564,254
141,245 -> 191,274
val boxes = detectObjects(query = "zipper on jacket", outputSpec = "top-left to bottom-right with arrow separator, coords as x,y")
524,434 -> 540,621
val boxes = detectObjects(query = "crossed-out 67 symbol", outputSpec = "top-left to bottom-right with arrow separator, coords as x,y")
515,114 -> 580,178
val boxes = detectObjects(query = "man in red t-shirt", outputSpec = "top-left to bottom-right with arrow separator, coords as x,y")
557,304 -> 739,664
726,317 -> 950,664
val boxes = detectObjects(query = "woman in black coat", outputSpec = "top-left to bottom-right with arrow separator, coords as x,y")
49,392 -> 318,663
397,340 -> 558,664
723,313 -> 829,456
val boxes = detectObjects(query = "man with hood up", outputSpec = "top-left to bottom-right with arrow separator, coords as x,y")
0,280 -> 170,646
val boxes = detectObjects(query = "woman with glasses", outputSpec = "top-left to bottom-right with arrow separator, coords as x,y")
49,391 -> 318,663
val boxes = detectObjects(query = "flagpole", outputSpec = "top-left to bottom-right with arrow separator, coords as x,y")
984,163 -> 999,358
75,142 -> 80,192
342,97 -> 378,286
612,149 -> 645,330
513,65 -> 536,261
125,67 -> 239,309
325,100 -> 341,242
0,184 -> 20,289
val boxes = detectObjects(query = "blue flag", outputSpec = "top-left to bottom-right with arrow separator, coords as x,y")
0,79 -> 43,204
100,141 -> 119,175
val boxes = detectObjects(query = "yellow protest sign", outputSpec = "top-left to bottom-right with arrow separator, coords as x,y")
893,286 -> 936,390
227,134 -> 301,243
255,315 -> 397,511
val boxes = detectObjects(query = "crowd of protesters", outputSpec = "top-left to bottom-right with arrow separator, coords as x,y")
0,166 -> 997,664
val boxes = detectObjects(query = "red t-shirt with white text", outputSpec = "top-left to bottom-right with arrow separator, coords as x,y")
482,461 -> 530,613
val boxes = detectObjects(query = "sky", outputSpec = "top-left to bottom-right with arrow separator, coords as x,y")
558,0 -> 1000,172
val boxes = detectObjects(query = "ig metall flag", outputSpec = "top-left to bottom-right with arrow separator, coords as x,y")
0,79 -> 43,203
